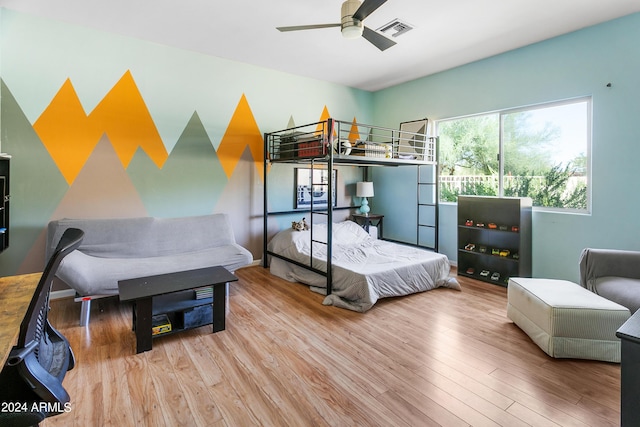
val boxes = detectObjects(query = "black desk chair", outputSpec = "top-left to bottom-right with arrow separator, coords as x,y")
0,228 -> 84,427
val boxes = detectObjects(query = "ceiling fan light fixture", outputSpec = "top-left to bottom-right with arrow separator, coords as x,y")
341,22 -> 364,39
341,0 -> 364,39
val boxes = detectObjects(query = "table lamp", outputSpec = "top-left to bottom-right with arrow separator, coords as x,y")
356,181 -> 374,215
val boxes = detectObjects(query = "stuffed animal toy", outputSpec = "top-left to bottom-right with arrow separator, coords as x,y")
291,217 -> 309,231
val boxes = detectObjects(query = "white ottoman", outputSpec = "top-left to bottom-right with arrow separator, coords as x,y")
507,277 -> 630,362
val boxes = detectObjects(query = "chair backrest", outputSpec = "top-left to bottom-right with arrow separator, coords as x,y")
0,227 -> 84,426
17,227 -> 84,348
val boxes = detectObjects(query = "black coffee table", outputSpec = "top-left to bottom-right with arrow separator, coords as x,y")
118,266 -> 238,353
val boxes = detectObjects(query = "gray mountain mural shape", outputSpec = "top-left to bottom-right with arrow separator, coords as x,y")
127,111 -> 227,218
48,134 -> 147,220
0,80 -> 69,275
215,144 -> 261,257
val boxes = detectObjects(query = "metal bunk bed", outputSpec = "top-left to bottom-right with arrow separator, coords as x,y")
262,118 -> 437,296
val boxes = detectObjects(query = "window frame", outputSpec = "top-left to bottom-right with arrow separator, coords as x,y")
436,96 -> 592,214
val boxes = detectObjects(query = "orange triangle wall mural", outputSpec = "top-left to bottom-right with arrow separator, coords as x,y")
348,117 -> 360,143
315,106 -> 332,136
217,94 -> 264,180
313,108 -> 360,142
90,70 -> 168,171
34,71 -> 168,185
32,78 -> 102,186
5,70 -> 270,277
32,71 -> 265,185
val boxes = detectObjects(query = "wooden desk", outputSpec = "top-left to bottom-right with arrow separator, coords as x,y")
0,272 -> 42,366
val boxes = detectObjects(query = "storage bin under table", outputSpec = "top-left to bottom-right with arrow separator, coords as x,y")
507,277 -> 630,362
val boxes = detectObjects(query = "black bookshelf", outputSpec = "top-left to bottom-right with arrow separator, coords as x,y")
457,196 -> 532,286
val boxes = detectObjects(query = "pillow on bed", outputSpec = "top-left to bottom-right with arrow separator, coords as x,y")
268,227 -> 310,254
307,221 -> 371,245
331,221 -> 371,245
268,220 -> 370,254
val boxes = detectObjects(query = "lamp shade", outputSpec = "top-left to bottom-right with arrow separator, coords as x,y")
356,181 -> 374,198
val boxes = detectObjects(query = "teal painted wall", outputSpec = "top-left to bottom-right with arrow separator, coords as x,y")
0,10 -> 374,279
370,165 -> 418,242
372,13 -> 640,282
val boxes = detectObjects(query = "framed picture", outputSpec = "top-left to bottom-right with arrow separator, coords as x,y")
398,118 -> 428,160
295,168 -> 337,209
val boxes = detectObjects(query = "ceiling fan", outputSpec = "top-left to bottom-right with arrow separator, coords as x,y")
276,0 -> 396,51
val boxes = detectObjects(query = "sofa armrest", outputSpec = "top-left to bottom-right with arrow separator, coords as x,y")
579,248 -> 640,292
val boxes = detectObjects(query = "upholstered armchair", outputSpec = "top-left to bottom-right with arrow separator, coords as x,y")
579,248 -> 640,314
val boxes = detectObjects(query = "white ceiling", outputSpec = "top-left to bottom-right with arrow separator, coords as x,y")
1,0 -> 640,92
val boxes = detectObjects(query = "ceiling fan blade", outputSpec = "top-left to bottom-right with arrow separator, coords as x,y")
277,23 -> 341,32
353,0 -> 388,21
362,26 -> 396,51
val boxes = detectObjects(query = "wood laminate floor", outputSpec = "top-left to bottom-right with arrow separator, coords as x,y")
42,266 -> 620,426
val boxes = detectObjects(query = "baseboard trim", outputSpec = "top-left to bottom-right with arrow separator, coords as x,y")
238,259 -> 262,269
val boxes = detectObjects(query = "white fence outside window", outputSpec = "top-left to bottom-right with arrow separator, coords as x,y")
440,175 -> 585,198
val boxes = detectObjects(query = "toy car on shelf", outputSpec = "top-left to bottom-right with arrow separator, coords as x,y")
480,270 -> 490,277
488,223 -> 497,229
511,225 -> 519,232
499,225 -> 508,231
512,253 -> 519,259
479,246 -> 487,253
466,267 -> 475,275
491,272 -> 500,281
491,248 -> 500,255
464,243 -> 476,251
465,219 -> 474,226
499,249 -> 510,257
476,222 -> 485,227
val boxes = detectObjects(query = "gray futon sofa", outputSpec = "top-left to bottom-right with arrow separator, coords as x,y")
46,213 -> 253,325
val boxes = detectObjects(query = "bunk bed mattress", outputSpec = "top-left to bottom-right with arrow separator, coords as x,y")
268,221 -> 460,312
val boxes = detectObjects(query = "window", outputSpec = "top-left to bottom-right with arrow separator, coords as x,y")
437,98 -> 590,212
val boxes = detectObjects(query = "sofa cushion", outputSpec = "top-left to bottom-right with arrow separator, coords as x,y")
57,244 -> 252,295
596,276 -> 640,314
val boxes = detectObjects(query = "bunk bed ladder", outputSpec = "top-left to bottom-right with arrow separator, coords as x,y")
262,120 -> 335,296
415,137 -> 439,252
307,120 -> 334,295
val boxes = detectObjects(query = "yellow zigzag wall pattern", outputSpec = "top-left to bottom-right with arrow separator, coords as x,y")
315,106 -> 360,145
33,70 -> 265,184
218,94 -> 263,179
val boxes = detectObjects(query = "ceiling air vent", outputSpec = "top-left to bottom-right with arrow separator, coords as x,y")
377,19 -> 414,38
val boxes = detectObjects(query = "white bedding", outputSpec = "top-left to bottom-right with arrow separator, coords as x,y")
267,221 -> 460,312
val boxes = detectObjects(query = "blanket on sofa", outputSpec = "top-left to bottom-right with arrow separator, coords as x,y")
47,214 -> 253,296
